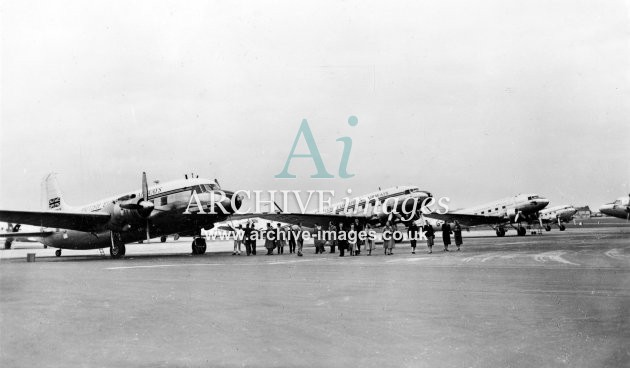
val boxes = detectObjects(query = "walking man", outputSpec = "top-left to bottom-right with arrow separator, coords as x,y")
244,223 -> 252,256
441,222 -> 452,252
408,221 -> 419,254
423,221 -> 434,254
337,222 -> 346,257
453,220 -> 463,251
296,222 -> 305,256
354,219 -> 363,255
328,221 -> 337,254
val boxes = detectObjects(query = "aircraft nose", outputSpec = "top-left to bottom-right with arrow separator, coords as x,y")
417,191 -> 432,200
599,203 -> 613,215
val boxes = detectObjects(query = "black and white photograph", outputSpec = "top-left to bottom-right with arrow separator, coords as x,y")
1,1 -> 629,367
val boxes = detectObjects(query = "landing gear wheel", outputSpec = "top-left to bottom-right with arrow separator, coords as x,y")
55,249 -> 61,257
495,228 -> 506,237
44,245 -> 48,249
4,240 -> 12,249
160,236 -> 167,243
545,225 -> 551,231
110,243 -> 126,258
559,224 -> 566,231
110,231 -> 126,259
517,227 -> 526,236
191,238 -> 207,255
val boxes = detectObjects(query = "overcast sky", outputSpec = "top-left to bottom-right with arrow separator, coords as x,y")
1,0 -> 629,212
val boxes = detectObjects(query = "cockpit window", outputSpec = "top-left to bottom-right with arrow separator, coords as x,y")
614,200 -> 622,205
204,184 -> 215,192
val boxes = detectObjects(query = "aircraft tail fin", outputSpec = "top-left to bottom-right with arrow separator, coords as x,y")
41,173 -> 69,211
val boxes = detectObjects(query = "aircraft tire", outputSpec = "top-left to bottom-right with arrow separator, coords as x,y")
559,225 -> 566,231
4,240 -> 12,249
545,225 -> 551,231
55,249 -> 61,257
160,236 -> 167,243
110,244 -> 125,258
517,227 -> 526,236
110,232 -> 126,259
192,238 -> 206,255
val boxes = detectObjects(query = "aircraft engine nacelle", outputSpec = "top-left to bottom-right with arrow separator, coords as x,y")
108,200 -> 154,231
370,210 -> 396,226
217,191 -> 243,215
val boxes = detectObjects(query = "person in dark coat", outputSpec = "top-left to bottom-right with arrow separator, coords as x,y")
250,222 -> 257,255
453,220 -> 463,251
353,219 -> 363,255
264,223 -> 275,255
337,222 -> 346,257
423,221 -> 434,254
408,222 -> 419,254
276,223 -> 285,254
244,223 -> 252,256
441,222 -> 452,252
288,226 -> 296,254
328,222 -> 337,253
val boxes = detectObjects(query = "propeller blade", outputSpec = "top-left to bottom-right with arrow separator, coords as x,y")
142,172 -> 148,202
273,201 -> 283,213
214,178 -> 221,189
146,219 -> 150,242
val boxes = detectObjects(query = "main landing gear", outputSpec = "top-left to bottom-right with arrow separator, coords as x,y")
160,236 -> 167,243
545,225 -> 552,231
4,240 -> 12,249
55,249 -> 62,257
516,227 -> 527,236
558,224 -> 566,231
191,237 -> 207,255
110,231 -> 126,259
495,227 -> 506,237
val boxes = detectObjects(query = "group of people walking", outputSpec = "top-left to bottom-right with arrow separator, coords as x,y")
419,220 -> 464,253
261,222 -> 305,256
231,219 -> 464,257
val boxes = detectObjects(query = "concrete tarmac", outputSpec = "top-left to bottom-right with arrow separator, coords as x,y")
1,227 -> 629,367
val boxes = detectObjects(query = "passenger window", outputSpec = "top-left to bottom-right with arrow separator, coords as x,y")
161,196 -> 168,206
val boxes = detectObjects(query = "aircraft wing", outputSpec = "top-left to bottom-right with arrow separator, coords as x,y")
425,213 -> 506,227
0,210 -> 111,233
216,224 -> 236,232
0,231 -> 54,238
256,213 -> 368,229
